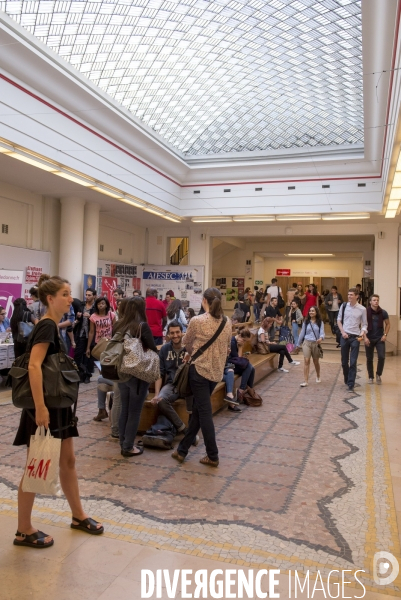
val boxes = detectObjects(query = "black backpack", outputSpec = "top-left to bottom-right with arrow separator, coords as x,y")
141,415 -> 177,449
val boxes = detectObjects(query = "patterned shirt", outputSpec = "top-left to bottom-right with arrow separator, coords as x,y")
183,312 -> 232,382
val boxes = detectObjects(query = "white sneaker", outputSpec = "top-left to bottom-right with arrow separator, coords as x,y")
300,382 -> 308,387
278,367 -> 289,373
290,361 -> 300,366
316,378 -> 321,383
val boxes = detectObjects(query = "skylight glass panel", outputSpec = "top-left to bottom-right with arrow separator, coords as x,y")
2,0 -> 363,155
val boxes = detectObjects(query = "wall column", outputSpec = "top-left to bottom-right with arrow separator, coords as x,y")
82,202 -> 100,278
59,197 -> 85,297
189,228 -> 212,288
374,223 -> 399,354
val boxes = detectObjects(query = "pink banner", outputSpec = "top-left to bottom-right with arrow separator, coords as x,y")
0,270 -> 23,319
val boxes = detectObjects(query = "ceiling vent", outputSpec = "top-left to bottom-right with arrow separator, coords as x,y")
2,224 -> 8,234
255,187 -> 262,191
193,190 -> 200,194
288,186 -> 295,190
224,189 -> 231,193
358,183 -> 366,187
322,185 -> 330,189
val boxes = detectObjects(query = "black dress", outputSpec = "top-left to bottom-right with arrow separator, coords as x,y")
13,318 -> 79,447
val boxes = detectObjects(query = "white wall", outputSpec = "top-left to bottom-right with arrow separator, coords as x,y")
261,257 -> 363,287
99,215 -> 146,265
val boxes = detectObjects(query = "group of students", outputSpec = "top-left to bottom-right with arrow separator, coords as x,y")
9,270 -> 389,551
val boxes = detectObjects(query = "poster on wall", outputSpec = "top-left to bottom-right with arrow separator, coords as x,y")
101,277 -> 118,309
141,266 -> 204,312
0,270 -> 23,319
97,260 -> 141,298
83,274 -> 96,292
25,266 -> 43,284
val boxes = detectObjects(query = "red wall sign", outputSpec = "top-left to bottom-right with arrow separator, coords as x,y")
276,269 -> 291,276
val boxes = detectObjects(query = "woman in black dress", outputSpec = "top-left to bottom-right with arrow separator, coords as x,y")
13,274 -> 103,549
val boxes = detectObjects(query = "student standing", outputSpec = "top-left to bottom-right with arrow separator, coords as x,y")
289,299 -> 303,351
115,297 -> 158,457
172,288 -> 232,467
365,294 -> 390,384
264,297 -> 283,341
325,286 -> 343,334
337,288 -> 368,392
302,284 -> 319,318
145,288 -> 167,345
10,299 -> 34,358
297,306 -> 325,387
13,275 -> 103,549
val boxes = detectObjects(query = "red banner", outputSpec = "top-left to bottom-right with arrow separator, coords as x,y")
276,269 -> 291,276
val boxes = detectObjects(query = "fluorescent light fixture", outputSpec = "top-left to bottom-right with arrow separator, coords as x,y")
0,142 -> 15,153
160,214 -> 181,223
6,152 -> 58,172
393,172 -> 401,187
90,186 -> 123,198
276,214 -> 321,221
120,197 -> 146,208
285,253 -> 334,257
390,188 -> 401,200
232,215 -> 275,222
191,216 -> 233,223
387,200 -> 400,210
53,171 -> 94,186
321,212 -> 370,220
385,209 -> 397,218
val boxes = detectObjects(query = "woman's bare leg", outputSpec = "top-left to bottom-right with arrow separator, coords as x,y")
16,450 -> 53,543
303,357 -> 310,383
59,438 -> 102,529
313,357 -> 321,379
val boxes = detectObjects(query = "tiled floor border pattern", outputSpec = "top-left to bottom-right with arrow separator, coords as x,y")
0,370 -> 400,595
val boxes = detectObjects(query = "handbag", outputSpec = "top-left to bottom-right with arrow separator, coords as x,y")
173,317 -> 228,397
91,336 -> 110,360
256,341 -> 270,355
17,312 -> 34,343
230,356 -> 249,372
22,426 -> 61,495
9,320 -> 80,410
310,321 -> 324,359
120,323 -> 160,383
242,386 -> 263,407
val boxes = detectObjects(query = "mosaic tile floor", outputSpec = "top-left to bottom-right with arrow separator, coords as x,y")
0,361 -> 400,596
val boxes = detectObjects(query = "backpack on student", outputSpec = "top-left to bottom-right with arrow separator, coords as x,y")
99,332 -> 125,380
141,415 -> 177,449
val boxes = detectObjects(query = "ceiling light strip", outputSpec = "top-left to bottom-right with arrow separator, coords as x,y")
0,138 -> 181,223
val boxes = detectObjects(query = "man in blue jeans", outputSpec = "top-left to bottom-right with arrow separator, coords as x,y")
337,288 -> 368,392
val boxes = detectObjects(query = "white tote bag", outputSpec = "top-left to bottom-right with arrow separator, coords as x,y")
22,426 -> 61,495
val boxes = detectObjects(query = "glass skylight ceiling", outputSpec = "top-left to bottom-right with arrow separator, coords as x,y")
1,0 -> 363,156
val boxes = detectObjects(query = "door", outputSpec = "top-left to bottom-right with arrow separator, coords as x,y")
313,277 -> 322,292
333,277 -> 349,302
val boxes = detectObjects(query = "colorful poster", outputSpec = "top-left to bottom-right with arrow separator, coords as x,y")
25,265 -> 43,284
83,274 -> 96,292
141,266 -> 204,308
0,270 -> 23,319
101,277 -> 118,309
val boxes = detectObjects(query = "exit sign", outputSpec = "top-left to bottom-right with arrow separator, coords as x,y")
276,269 -> 291,276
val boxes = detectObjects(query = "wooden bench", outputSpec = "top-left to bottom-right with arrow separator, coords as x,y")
137,351 -> 278,433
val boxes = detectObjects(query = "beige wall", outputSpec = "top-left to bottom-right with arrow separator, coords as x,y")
261,257 -> 363,289
99,215 -> 146,265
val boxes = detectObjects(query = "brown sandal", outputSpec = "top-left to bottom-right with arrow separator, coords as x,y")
199,455 -> 219,467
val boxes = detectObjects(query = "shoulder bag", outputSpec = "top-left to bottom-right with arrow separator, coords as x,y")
120,323 -> 160,383
9,320 -> 80,410
17,311 -> 34,344
310,322 -> 324,359
173,317 -> 227,397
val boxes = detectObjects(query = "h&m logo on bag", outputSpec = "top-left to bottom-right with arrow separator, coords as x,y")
26,458 -> 51,481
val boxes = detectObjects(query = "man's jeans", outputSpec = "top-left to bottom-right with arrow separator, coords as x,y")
340,335 -> 361,388
97,376 -> 114,409
118,377 -> 149,451
110,382 -> 122,436
365,338 -> 385,378
328,310 -> 339,332
253,304 -> 261,322
178,365 -> 218,461
157,382 -> 193,432
223,367 -> 235,395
